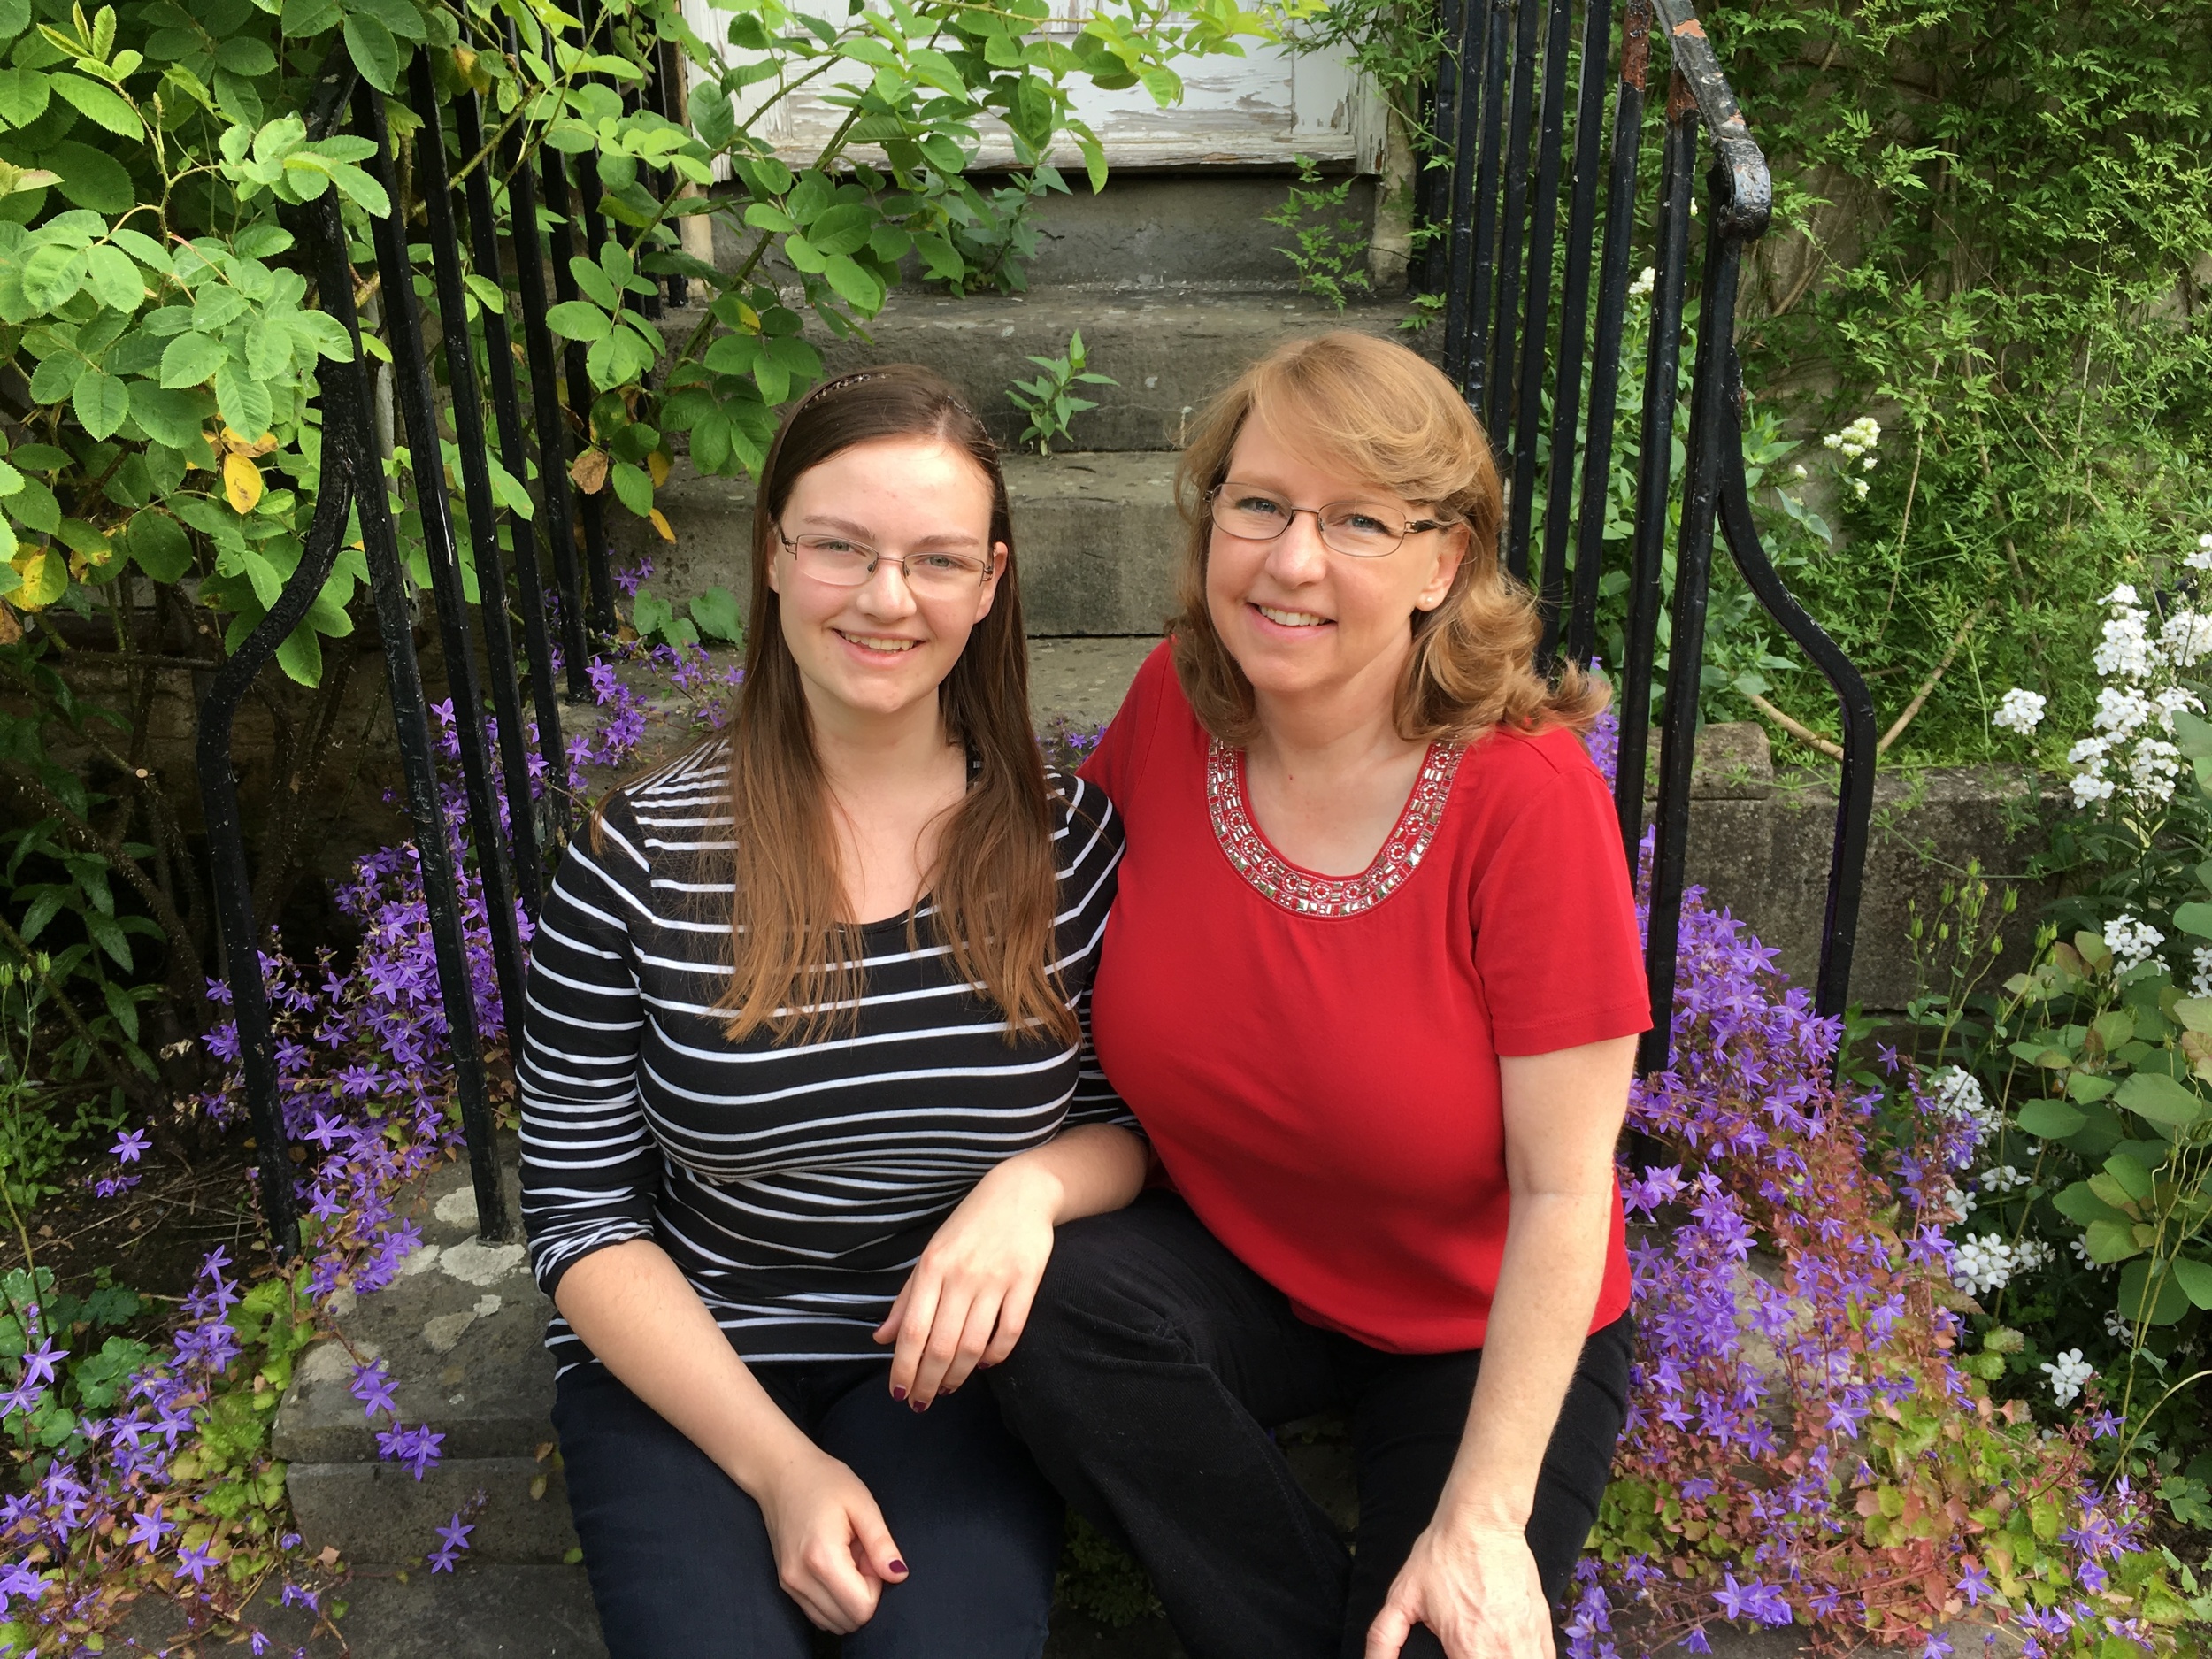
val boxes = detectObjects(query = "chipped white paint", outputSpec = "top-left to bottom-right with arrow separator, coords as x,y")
432,1187 -> 479,1229
473,1294 -> 503,1319
396,1242 -> 442,1278
439,1240 -> 528,1287
681,0 -> 1383,174
421,1311 -> 478,1355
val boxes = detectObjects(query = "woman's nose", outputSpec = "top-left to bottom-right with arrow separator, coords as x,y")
1265,512 -> 1332,584
856,559 -> 919,617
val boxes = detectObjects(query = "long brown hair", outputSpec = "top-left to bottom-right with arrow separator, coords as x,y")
707,366 -> 1071,1047
1170,331 -> 1607,744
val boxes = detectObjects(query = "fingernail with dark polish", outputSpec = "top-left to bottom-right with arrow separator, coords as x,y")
909,1398 -> 926,1413
890,1386 -> 907,1401
889,1560 -> 908,1575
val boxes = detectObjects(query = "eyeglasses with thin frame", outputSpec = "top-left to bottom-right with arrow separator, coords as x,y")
1207,483 -> 1453,559
777,529 -> 995,597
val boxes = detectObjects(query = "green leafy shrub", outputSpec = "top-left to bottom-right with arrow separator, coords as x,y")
1008,328 -> 1117,456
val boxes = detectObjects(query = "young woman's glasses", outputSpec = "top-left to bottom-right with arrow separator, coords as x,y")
1207,485 -> 1451,559
777,530 -> 994,597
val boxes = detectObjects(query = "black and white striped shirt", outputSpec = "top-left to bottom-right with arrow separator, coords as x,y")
518,742 -> 1131,1372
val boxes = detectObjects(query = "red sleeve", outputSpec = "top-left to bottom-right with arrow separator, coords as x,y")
1078,640 -> 1175,803
1469,741 -> 1652,1056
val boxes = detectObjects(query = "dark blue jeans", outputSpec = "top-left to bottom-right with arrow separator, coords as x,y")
553,1357 -> 1062,1659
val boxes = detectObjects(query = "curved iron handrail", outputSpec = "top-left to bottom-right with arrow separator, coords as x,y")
1717,349 -> 1878,1019
1647,0 -> 1770,238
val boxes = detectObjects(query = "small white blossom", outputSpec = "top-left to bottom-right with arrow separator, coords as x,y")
2105,1309 -> 2134,1341
2040,1348 -> 2093,1406
2103,913 -> 2165,973
2014,1237 -> 2055,1273
1993,688 -> 2047,735
2193,946 -> 2212,998
1978,1164 -> 2030,1195
2162,610 -> 2212,668
2154,684 -> 2205,728
1850,477 -> 1870,501
1951,1233 -> 2016,1297
1791,463 -> 1809,480
1823,433 -> 1842,450
2070,767 -> 2118,807
2194,531 -> 2212,572
1628,265 -> 1655,300
2104,584 -> 2142,608
1861,455 -> 1878,472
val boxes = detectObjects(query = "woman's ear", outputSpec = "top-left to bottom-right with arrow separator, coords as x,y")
1415,524 -> 1468,612
764,537 -> 784,595
973,541 -> 1009,622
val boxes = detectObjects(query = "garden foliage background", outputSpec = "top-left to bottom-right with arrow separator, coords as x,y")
0,0 -> 2207,1650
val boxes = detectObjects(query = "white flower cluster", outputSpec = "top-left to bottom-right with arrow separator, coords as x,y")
2190,533 -> 2212,573
2103,913 -> 2166,975
2041,1347 -> 2094,1407
1993,687 -> 2047,735
2014,1236 -> 2055,1274
2193,946 -> 2212,999
1951,1233 -> 2019,1297
1978,1164 -> 2030,1195
1822,416 -> 1882,500
1627,265 -> 1655,302
1928,1066 -> 2001,1141
2012,575 -> 2212,810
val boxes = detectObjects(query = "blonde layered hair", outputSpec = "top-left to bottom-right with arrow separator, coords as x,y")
1170,331 -> 1607,744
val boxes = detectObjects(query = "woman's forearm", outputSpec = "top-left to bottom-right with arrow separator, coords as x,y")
1432,1191 -> 1613,1530
553,1238 -> 816,1498
979,1122 -> 1149,1225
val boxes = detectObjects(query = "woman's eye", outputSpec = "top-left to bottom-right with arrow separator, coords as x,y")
917,554 -> 968,574
813,539 -> 861,555
1232,495 -> 1287,518
1335,511 -> 1394,537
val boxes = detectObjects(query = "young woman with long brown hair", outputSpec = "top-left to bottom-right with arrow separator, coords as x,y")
518,365 -> 1146,1658
993,332 -> 1646,1659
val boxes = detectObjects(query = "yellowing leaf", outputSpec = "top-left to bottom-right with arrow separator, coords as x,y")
648,508 -> 675,542
12,547 -> 65,609
223,451 -> 265,514
647,450 -> 672,488
0,599 -> 18,644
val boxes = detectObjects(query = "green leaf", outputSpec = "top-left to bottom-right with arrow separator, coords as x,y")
43,141 -> 132,214
213,363 -> 272,435
2175,902 -> 2212,940
2016,1098 -> 2085,1139
128,381 -> 211,447
689,584 -> 741,642
2115,1071 -> 2203,1129
9,476 -> 58,534
159,332 -> 227,388
2171,1255 -> 2212,1310
122,511 -> 192,580
2084,1217 -> 2142,1264
610,460 -> 653,516
0,68 -> 51,127
84,909 -> 129,969
275,618 -> 322,685
83,244 -> 144,313
2053,1179 -> 2130,1227
215,38 -> 277,75
49,74 -> 138,138
820,253 -> 881,311
73,367 -> 128,439
2118,1258 -> 2191,1327
543,300 -> 610,342
280,0 -> 340,34
2102,1153 -> 2154,1203
342,12 -> 399,93
347,0 -> 426,44
20,242 -> 86,310
464,272 -> 504,315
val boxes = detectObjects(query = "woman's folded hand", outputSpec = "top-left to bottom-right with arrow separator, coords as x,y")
753,1442 -> 910,1632
876,1156 -> 1062,1408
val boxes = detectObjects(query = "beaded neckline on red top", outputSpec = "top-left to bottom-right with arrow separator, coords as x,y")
1204,735 -> 1468,918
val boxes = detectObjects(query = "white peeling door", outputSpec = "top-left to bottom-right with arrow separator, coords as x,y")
681,0 -> 1385,172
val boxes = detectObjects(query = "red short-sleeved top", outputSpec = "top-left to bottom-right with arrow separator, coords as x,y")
1080,643 -> 1650,1354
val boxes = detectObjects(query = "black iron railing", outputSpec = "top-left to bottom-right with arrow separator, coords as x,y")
196,43 -> 688,1256
1425,0 -> 1877,1071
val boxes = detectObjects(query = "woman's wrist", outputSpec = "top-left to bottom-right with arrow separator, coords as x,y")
720,1410 -> 829,1502
976,1149 -> 1071,1225
1434,1474 -> 1534,1537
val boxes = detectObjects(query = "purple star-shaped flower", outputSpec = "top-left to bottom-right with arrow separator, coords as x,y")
434,1513 -> 473,1553
19,1339 -> 65,1388
111,1128 -> 150,1164
173,1541 -> 219,1584
129,1506 -> 176,1549
350,1358 -> 400,1420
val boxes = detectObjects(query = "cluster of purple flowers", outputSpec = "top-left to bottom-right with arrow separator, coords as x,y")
1571,709 -> 2166,1656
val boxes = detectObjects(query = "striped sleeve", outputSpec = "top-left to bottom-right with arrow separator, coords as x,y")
1055,772 -> 1137,1134
518,793 -> 661,1300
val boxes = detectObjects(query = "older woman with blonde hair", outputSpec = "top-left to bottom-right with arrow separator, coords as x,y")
991,332 -> 1647,1659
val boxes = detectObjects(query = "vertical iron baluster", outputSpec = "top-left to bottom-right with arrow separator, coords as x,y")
405,59 -> 543,923
1534,0 -> 1619,663
1609,79 -> 1695,872
456,88 -> 573,852
1461,1 -> 1511,411
1482,0 -> 1542,448
308,81 -> 516,1242
1502,0 -> 1575,586
357,85 -> 532,1088
1716,351 -> 1876,1018
1440,0 -> 1489,383
1640,161 -> 1743,1076
1421,0 -> 1464,296
1566,0 -> 1652,668
542,128 -> 618,635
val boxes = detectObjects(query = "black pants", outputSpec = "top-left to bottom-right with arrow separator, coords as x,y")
553,1357 -> 1062,1658
990,1192 -> 1632,1659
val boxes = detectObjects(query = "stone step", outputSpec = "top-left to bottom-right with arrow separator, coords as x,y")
703,169 -> 1383,297
615,450 -> 1184,639
656,288 -> 1430,455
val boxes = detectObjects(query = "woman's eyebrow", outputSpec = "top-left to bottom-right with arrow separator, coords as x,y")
793,513 -> 985,549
